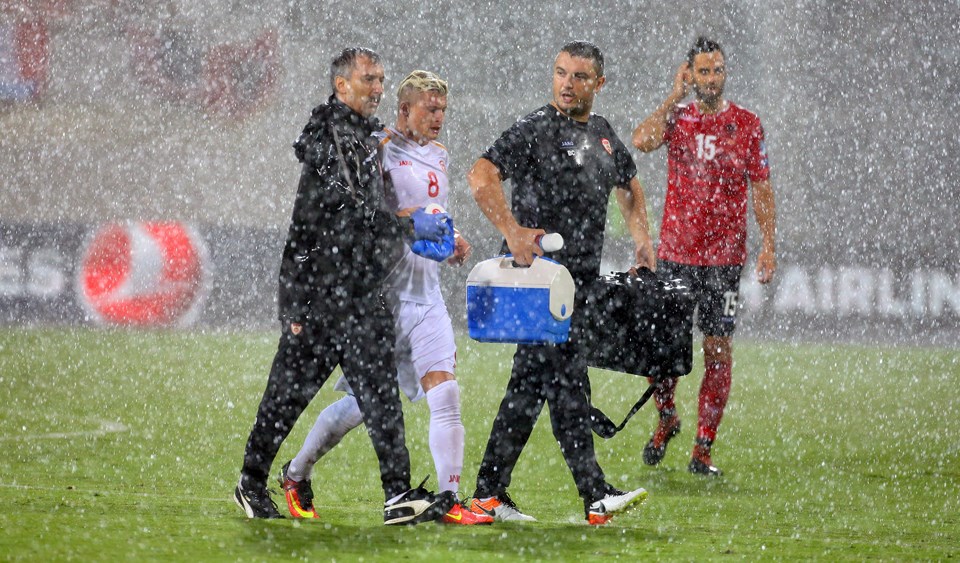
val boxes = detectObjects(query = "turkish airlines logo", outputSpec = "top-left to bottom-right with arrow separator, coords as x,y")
76,222 -> 212,326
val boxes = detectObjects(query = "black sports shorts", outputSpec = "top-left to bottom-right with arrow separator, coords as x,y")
657,260 -> 743,337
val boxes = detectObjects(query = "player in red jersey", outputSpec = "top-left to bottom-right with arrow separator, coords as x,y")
632,37 -> 777,476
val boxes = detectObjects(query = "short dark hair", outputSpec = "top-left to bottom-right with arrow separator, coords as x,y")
330,47 -> 381,93
687,36 -> 724,66
560,40 -> 604,77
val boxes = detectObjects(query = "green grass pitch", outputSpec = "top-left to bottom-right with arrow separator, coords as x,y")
0,328 -> 957,561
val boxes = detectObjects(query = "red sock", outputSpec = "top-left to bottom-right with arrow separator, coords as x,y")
647,376 -> 678,415
697,361 -> 731,443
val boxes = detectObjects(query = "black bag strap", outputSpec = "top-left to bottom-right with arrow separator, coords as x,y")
588,381 -> 658,439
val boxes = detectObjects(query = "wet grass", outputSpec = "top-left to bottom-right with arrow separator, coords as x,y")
0,328 -> 957,561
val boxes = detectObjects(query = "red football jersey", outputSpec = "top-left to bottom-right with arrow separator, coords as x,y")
658,101 -> 770,266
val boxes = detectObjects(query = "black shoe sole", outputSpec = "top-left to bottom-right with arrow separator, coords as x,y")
234,486 -> 284,519
687,458 -> 723,477
642,441 -> 665,465
642,420 -> 681,466
384,491 -> 457,525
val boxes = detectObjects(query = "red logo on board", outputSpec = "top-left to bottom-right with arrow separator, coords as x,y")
76,222 -> 211,326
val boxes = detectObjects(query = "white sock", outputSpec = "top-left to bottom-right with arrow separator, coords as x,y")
287,395 -> 363,482
426,380 -> 465,493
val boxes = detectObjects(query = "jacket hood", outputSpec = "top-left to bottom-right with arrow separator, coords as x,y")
323,95 -> 382,136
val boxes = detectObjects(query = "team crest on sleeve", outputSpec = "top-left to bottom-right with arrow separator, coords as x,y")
600,138 -> 613,155
439,159 -> 446,172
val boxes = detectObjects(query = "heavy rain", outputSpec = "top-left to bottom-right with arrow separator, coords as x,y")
1,0 -> 958,560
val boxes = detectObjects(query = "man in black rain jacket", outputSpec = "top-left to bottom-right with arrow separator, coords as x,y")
234,47 -> 454,525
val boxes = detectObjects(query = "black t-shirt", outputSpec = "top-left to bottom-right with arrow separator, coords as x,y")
483,104 -> 637,283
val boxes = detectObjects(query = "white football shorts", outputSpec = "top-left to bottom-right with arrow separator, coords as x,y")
334,299 -> 456,402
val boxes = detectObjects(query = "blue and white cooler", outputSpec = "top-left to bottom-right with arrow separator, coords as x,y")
466,255 -> 575,344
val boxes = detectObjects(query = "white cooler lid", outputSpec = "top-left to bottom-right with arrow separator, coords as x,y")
466,256 -> 574,320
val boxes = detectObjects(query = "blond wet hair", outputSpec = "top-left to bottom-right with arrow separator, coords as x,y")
396,70 -> 448,102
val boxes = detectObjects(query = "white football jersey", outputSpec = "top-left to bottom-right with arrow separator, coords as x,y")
377,126 -> 450,304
